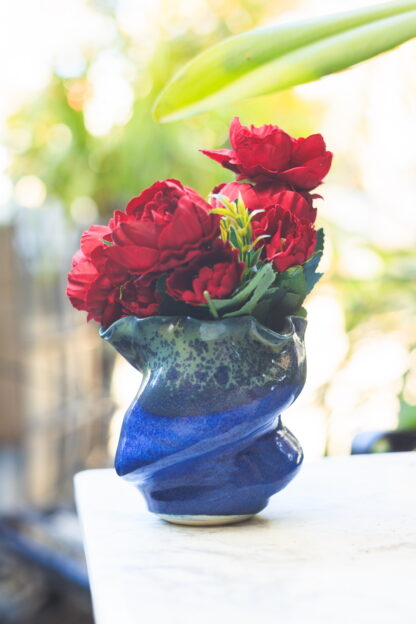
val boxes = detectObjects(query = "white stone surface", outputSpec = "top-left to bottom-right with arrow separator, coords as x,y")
75,453 -> 416,624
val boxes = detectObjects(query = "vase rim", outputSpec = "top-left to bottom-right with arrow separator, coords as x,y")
99,313 -> 306,343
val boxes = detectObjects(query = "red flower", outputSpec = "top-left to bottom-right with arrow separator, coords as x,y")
67,224 -> 130,328
166,240 -> 245,305
79,223 -> 112,256
85,268 -> 126,328
119,274 -> 161,318
212,181 -> 317,223
67,252 -> 100,312
108,179 -> 219,273
67,243 -> 162,327
252,206 -> 316,273
67,251 -> 128,328
201,117 -> 332,191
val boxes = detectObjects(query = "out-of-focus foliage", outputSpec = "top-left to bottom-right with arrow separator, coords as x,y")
330,246 -> 416,332
7,0 -> 315,216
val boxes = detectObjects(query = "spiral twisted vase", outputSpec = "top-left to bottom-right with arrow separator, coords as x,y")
101,314 -> 307,525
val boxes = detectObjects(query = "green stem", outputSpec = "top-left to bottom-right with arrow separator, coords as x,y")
203,290 -> 220,320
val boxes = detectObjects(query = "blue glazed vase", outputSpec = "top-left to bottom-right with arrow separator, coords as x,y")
100,314 -> 307,526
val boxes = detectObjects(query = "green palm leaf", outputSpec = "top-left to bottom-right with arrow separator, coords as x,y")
153,0 -> 416,122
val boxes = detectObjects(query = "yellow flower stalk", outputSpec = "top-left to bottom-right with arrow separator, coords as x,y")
211,193 -> 267,279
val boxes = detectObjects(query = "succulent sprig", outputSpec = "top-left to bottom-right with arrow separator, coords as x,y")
210,193 -> 267,279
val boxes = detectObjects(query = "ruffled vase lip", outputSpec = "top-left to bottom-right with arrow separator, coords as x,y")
99,313 -> 306,344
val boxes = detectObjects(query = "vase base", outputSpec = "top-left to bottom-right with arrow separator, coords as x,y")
157,513 -> 255,526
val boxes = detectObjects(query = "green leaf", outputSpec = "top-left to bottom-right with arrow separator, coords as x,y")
203,290 -> 220,319
304,256 -> 323,295
209,263 -> 276,313
304,254 -> 323,294
277,291 -> 305,317
222,268 -> 277,317
278,265 -> 308,300
228,225 -> 240,249
153,1 -> 416,121
303,228 -> 325,294
246,286 -> 287,330
258,266 -> 310,327
315,227 -> 325,253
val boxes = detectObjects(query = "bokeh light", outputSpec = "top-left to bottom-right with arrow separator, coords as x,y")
70,196 -> 99,224
14,175 -> 47,209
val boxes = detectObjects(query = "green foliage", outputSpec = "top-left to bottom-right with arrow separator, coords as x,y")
156,263 -> 278,321
330,243 -> 416,333
303,228 -> 325,295
155,228 -> 325,330
251,228 -> 325,328
219,263 -> 277,317
196,203 -> 325,327
252,228 -> 325,329
153,1 -> 416,121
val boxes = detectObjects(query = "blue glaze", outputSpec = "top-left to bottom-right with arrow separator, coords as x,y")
101,314 -> 307,518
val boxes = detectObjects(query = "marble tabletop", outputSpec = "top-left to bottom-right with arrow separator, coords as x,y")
75,453 -> 416,624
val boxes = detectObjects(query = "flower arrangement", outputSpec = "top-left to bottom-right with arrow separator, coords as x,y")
67,117 -> 332,332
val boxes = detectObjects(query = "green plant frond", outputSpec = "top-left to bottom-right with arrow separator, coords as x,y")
211,194 -> 266,272
153,1 -> 416,121
210,207 -> 238,219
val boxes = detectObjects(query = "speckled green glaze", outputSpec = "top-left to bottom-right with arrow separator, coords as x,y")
100,315 -> 306,418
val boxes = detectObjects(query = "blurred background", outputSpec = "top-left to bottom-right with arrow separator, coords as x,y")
0,0 -> 415,621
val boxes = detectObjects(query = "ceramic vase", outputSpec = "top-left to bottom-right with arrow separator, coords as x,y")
100,314 -> 306,526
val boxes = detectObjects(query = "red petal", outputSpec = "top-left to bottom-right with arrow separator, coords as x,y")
199,148 -> 240,174
273,190 -> 316,223
281,152 -> 333,190
112,221 -> 159,248
237,132 -> 292,175
108,210 -> 130,229
292,134 -> 326,164
67,260 -> 98,310
125,179 -> 184,216
229,116 -> 244,148
80,224 -> 111,257
160,204 -> 202,248
71,249 -> 87,267
107,245 -> 160,272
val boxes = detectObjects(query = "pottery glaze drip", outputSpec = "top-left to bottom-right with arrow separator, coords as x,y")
101,315 -> 306,524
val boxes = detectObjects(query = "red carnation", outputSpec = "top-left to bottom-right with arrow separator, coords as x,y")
212,181 -> 317,224
166,240 -> 245,306
108,179 -> 220,274
252,206 -> 316,273
85,268 -> 126,328
201,117 -> 332,191
67,243 -> 162,327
